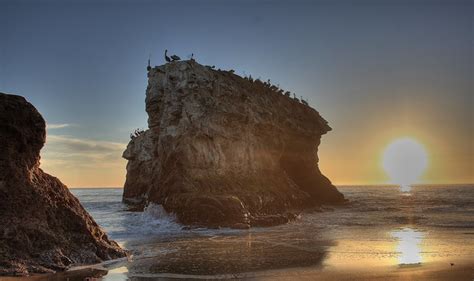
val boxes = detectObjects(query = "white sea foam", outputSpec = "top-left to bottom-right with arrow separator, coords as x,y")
139,203 -> 182,234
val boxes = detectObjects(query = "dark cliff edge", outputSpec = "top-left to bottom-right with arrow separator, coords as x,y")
123,60 -> 345,228
0,93 -> 127,276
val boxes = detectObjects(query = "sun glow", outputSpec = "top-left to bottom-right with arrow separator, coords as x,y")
382,138 -> 428,191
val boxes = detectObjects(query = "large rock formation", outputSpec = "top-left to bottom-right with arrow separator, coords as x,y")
123,60 -> 344,228
0,93 -> 126,276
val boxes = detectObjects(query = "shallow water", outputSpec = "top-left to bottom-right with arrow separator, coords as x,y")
48,185 -> 474,279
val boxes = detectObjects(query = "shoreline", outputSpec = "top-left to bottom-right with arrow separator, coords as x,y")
2,257 -> 472,280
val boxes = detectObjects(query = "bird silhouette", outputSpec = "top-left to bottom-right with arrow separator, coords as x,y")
147,54 -> 151,71
164,50 -> 171,63
171,54 -> 181,61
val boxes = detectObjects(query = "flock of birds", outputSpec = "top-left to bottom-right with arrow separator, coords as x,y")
147,50 -> 309,106
241,76 -> 309,106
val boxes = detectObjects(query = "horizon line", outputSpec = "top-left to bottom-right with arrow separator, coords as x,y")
68,182 -> 474,189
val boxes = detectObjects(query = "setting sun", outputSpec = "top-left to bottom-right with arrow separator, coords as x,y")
382,138 -> 428,190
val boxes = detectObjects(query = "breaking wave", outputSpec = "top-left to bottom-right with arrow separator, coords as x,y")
140,203 -> 182,234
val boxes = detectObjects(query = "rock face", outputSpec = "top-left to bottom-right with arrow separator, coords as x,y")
0,93 -> 126,276
123,60 -> 345,228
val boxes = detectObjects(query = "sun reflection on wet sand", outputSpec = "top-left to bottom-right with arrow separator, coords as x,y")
391,228 -> 424,265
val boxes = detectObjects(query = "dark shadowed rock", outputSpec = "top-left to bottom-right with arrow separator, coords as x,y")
122,61 -> 345,228
0,93 -> 127,276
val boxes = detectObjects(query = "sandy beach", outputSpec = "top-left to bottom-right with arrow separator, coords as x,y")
252,259 -> 474,281
2,257 -> 472,281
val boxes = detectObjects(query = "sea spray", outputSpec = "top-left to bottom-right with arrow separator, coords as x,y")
140,203 -> 182,233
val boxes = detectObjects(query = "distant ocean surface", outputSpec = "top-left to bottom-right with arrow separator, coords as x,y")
70,185 -> 474,279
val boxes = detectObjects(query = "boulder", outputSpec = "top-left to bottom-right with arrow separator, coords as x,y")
0,93 -> 127,276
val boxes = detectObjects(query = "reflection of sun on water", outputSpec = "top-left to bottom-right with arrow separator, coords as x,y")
391,228 -> 424,265
382,138 -> 428,192
400,184 -> 411,193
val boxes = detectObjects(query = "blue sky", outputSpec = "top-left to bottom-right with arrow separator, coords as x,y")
1,0 -> 472,186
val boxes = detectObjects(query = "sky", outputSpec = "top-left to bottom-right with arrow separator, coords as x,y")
1,0 -> 472,187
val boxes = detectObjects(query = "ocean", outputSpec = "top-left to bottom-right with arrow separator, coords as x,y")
64,185 -> 474,280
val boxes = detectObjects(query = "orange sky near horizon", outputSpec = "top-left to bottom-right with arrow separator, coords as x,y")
40,119 -> 473,188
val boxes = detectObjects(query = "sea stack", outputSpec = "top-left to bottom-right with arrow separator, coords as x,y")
0,93 -> 126,276
122,60 -> 345,228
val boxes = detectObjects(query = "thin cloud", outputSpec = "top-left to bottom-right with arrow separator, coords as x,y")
46,123 -> 73,130
46,135 -> 126,153
41,134 -> 127,169
40,134 -> 128,187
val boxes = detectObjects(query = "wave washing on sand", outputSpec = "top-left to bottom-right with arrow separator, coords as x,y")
17,185 -> 472,280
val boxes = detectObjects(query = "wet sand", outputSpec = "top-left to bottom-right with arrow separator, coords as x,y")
251,259 -> 474,281
4,257 -> 472,281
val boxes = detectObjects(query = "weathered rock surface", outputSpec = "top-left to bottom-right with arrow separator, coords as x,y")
0,93 -> 126,276
123,60 -> 345,228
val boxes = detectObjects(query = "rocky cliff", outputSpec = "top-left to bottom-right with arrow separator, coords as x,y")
0,93 -> 126,276
123,60 -> 344,228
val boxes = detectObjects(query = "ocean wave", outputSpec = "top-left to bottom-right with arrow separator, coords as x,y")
139,203 -> 182,234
